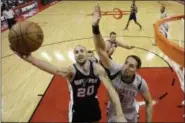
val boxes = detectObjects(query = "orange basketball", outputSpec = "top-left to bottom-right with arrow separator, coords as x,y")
8,21 -> 44,54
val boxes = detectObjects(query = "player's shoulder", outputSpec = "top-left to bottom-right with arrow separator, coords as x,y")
106,39 -> 111,45
133,73 -> 148,91
135,73 -> 146,83
92,62 -> 104,71
91,62 -> 105,77
110,60 -> 123,69
68,65 -> 75,71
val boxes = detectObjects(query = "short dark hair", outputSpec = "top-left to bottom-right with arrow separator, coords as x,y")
110,32 -> 116,37
74,45 -> 87,53
87,50 -> 93,53
126,55 -> 142,69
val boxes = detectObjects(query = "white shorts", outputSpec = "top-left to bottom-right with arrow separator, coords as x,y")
107,102 -> 139,122
108,114 -> 138,122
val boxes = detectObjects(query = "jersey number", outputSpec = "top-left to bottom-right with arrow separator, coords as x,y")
119,94 -> 125,101
77,85 -> 94,97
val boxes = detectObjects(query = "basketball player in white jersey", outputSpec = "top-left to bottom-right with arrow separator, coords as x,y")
87,50 -> 99,63
106,32 -> 135,59
92,4 -> 153,122
11,45 -> 126,122
159,6 -> 169,38
153,6 -> 169,45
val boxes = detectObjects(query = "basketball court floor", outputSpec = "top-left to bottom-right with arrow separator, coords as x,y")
1,1 -> 184,122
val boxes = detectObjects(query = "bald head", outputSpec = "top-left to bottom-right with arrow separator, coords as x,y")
74,45 -> 87,53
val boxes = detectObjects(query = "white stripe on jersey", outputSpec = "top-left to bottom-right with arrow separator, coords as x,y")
67,65 -> 77,122
67,81 -> 73,122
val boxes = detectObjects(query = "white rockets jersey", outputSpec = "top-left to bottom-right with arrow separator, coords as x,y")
107,60 -> 149,120
161,12 -> 167,19
160,12 -> 169,32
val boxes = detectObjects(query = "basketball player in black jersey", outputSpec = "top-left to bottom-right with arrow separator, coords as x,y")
11,45 -> 126,122
87,50 -> 99,63
124,0 -> 142,30
106,32 -> 134,59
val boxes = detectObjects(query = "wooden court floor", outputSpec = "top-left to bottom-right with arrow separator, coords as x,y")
1,1 -> 184,122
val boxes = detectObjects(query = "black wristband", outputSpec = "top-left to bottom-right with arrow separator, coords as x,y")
92,25 -> 100,35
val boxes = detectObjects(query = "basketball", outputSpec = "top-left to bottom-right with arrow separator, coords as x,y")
8,21 -> 44,54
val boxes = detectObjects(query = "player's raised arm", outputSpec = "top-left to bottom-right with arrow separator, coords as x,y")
94,63 -> 127,122
92,4 -> 111,69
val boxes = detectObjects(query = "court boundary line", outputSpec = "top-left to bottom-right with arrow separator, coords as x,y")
28,75 -> 55,122
134,47 -> 173,71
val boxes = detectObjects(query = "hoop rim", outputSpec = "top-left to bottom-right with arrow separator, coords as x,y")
153,15 -> 185,67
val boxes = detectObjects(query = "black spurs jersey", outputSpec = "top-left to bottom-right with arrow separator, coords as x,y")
70,61 -> 101,104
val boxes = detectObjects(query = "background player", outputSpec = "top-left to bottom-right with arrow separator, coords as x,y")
10,45 -> 126,122
87,50 -> 99,63
159,5 -> 169,38
153,5 -> 169,45
106,31 -> 135,59
124,0 -> 142,30
92,4 -> 153,122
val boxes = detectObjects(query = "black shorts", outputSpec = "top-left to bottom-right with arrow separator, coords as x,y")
129,13 -> 137,21
7,18 -> 16,29
72,99 -> 101,122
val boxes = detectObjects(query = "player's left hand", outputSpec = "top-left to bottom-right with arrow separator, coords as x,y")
92,4 -> 101,26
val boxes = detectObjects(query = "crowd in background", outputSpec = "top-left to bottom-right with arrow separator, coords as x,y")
1,0 -> 184,30
1,0 -> 33,11
1,0 -> 34,29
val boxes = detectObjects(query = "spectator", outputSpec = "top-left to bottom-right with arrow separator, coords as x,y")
2,6 -> 16,29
